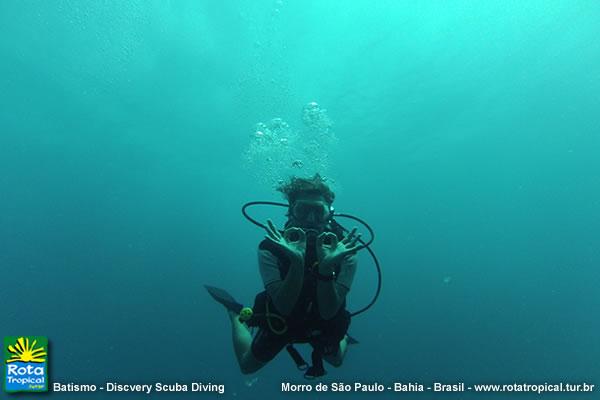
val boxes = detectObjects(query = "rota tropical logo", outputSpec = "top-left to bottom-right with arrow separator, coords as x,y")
4,336 -> 48,393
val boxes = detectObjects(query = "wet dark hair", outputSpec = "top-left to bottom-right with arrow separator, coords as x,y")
276,173 -> 335,205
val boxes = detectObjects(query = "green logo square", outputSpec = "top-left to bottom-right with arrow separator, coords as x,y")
4,336 -> 48,393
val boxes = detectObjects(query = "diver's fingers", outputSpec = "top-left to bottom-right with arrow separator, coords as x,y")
328,233 -> 339,248
266,219 -> 282,240
264,234 -> 280,247
265,223 -> 276,241
283,227 -> 303,243
297,228 -> 307,244
342,227 -> 358,244
265,219 -> 274,234
318,232 -> 337,249
265,220 -> 281,242
344,241 -> 359,253
316,232 -> 327,248
348,233 -> 362,248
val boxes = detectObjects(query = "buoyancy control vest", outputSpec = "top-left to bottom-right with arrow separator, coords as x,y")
248,223 -> 351,378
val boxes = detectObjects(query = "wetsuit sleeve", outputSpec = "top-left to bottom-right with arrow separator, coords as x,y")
335,253 -> 357,292
258,248 -> 281,288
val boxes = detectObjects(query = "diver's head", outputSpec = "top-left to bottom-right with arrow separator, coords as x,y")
276,173 -> 334,231
289,194 -> 332,231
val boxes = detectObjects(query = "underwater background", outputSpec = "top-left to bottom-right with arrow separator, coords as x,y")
1,0 -> 599,398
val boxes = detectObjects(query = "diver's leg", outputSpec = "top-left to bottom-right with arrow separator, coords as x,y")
323,335 -> 349,367
228,311 -> 266,374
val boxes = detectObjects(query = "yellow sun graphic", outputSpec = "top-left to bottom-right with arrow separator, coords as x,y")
6,337 -> 46,363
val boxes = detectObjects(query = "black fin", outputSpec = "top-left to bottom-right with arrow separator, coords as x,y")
346,334 -> 359,345
204,285 -> 243,314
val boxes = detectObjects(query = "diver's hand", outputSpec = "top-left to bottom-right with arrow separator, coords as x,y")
264,219 -> 306,265
316,227 -> 361,271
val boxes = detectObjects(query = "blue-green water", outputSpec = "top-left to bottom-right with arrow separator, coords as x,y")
1,1 -> 599,399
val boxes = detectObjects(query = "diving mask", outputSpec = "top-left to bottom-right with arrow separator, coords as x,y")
290,200 -> 332,224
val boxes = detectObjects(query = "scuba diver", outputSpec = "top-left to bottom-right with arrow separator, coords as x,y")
206,173 -> 380,379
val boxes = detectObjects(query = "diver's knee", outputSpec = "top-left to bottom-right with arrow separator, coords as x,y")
324,354 -> 343,368
330,359 -> 343,368
240,361 -> 261,375
239,352 -> 266,374
240,365 -> 257,375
